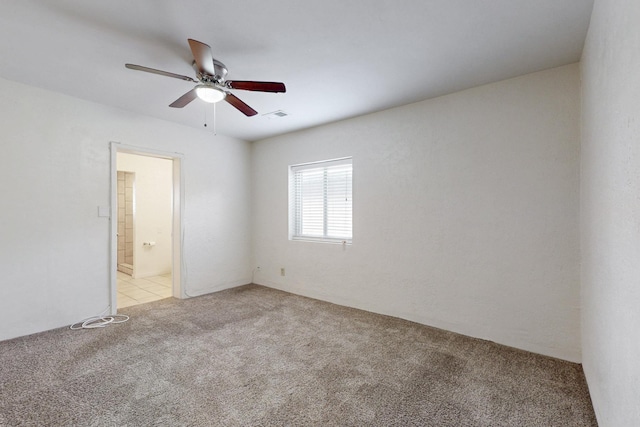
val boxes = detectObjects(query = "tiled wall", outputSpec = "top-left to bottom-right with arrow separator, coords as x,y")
117,171 -> 135,275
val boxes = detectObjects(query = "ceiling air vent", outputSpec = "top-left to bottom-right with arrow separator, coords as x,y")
263,110 -> 289,119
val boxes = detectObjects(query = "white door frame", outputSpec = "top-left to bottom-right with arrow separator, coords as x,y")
109,142 -> 185,314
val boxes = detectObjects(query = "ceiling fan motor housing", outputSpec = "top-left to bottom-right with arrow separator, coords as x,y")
194,59 -> 228,83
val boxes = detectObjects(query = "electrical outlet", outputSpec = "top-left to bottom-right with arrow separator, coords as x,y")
280,267 -> 285,276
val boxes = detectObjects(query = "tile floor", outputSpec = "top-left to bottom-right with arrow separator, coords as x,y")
117,271 -> 173,309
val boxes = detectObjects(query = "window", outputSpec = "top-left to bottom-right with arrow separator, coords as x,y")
290,157 -> 352,243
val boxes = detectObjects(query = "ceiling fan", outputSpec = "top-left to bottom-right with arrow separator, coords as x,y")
125,39 -> 286,116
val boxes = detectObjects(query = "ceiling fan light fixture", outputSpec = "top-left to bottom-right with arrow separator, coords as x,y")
195,85 -> 226,103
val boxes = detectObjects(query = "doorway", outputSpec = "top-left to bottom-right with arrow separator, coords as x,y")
110,143 -> 183,313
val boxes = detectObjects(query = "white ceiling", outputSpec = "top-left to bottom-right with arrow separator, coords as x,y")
0,1 -> 594,142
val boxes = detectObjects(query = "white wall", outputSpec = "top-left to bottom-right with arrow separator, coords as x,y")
117,153 -> 173,278
0,76 -> 252,341
252,64 -> 581,362
581,0 -> 640,424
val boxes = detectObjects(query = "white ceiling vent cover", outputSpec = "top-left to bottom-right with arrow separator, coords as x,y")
263,110 -> 289,119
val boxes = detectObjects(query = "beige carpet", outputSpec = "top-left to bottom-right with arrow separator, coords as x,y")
0,284 -> 596,426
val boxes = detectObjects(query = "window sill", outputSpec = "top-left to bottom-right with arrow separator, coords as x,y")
291,236 -> 352,245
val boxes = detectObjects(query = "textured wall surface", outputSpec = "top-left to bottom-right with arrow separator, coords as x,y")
581,0 -> 640,424
0,77 -> 252,341
252,64 -> 582,362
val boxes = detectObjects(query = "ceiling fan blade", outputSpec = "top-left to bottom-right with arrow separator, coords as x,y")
188,39 -> 216,76
227,81 -> 286,93
125,64 -> 197,82
225,93 -> 258,116
169,89 -> 198,108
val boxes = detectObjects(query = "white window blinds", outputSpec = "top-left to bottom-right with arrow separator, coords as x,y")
290,158 -> 352,243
